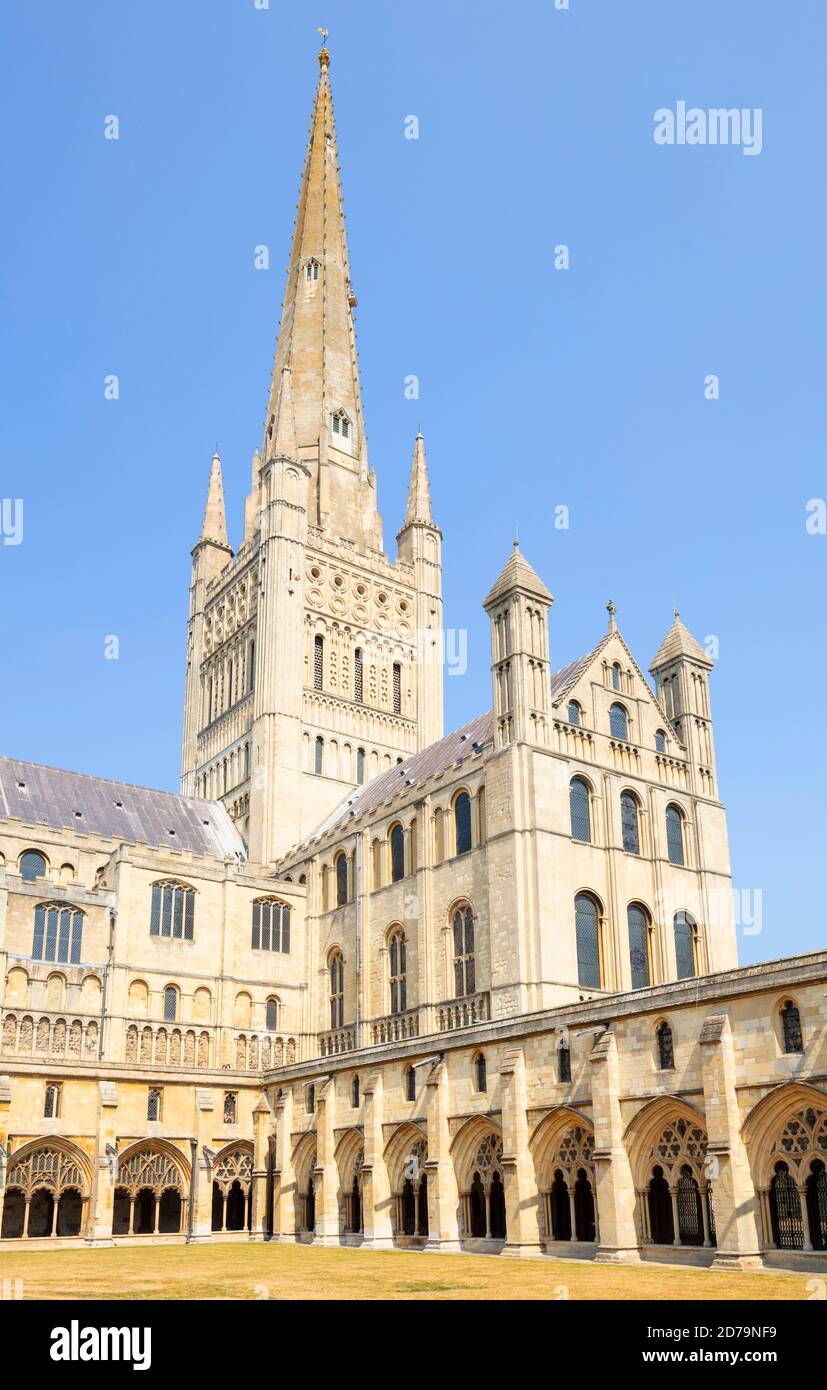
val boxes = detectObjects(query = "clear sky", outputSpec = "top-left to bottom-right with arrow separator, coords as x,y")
1,1 -> 825,965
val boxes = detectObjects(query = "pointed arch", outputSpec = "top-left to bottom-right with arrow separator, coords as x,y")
741,1081 -> 827,1186
624,1096 -> 708,1189
383,1122 -> 428,1194
449,1114 -> 503,1191
115,1138 -> 191,1192
4,1136 -> 93,1197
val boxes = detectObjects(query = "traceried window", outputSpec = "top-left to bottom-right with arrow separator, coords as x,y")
609,703 -> 629,740
20,850 -> 47,882
392,663 -> 402,715
665,804 -> 685,866
163,985 -> 178,1022
620,791 -> 641,854
390,824 -> 405,882
32,903 -> 84,965
265,998 -> 279,1031
657,1021 -> 675,1070
315,736 -> 324,776
335,852 -> 349,906
356,747 -> 366,784
655,729 -> 667,754
354,648 -> 364,703
454,791 -> 472,856
673,912 -> 697,979
329,950 -> 344,1029
332,410 -> 350,440
147,1087 -> 162,1122
575,893 -> 601,990
389,928 -> 407,1014
252,898 -> 291,953
224,1091 -> 238,1124
781,1000 -> 803,1055
452,904 -> 475,998
314,635 -> 324,691
567,701 -> 581,726
150,881 -> 195,941
558,1042 -> 572,1083
305,259 -> 320,281
404,1064 -> 416,1102
569,777 -> 591,843
628,902 -> 652,989
44,1083 -> 61,1119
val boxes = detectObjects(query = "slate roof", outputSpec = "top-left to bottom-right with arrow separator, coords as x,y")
303,711 -> 496,846
0,757 -> 245,860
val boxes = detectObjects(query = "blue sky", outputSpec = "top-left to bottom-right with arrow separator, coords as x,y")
1,1 -> 824,964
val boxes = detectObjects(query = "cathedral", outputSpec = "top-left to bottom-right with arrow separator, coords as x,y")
1,45 -> 825,1271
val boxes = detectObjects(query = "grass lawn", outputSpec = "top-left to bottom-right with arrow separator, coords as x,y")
0,1241 -> 812,1300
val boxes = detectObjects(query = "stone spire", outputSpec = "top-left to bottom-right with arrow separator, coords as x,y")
649,609 -> 712,673
198,451 -> 230,550
261,44 -> 365,472
402,432 -> 433,526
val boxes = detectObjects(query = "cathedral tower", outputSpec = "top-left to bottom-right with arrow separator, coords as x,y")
180,44 -> 444,861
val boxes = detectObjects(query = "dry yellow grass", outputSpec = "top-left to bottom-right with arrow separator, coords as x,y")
0,1242 -> 812,1301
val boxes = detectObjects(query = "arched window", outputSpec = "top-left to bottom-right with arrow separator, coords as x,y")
655,729 -> 667,754
147,1088 -> 162,1122
567,701 -> 581,726
609,703 -> 628,740
620,791 -> 640,854
335,852 -> 349,906
558,1041 -> 572,1083
389,928 -> 407,1014
574,893 -> 601,990
306,1085 -> 315,1114
627,902 -> 652,989
252,899 -> 291,954
329,950 -> 344,1029
150,881 -> 195,941
404,1064 -> 416,1103
20,850 -> 47,882
611,662 -> 622,691
314,735 -> 324,776
44,1083 -> 61,1119
474,1052 -> 487,1093
356,747 -> 366,784
332,410 -> 350,439
665,804 -> 685,866
351,1074 -> 360,1108
673,912 -> 697,979
32,904 -> 84,965
223,1091 -> 237,1124
454,792 -> 472,856
390,824 -> 405,882
163,985 -> 178,1022
392,663 -> 402,715
780,1000 -> 803,1055
305,258 -> 320,281
452,905 -> 475,997
569,777 -> 591,842
265,998 -> 278,1031
656,1021 -> 674,1070
314,635 -> 324,691
354,648 -> 364,703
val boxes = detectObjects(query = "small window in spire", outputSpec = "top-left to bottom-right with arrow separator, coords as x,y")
332,409 -> 350,441
305,259 -> 320,281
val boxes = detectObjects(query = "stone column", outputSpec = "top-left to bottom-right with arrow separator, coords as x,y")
698,1012 -> 762,1270
272,1087 -> 297,1241
313,1077 -> 339,1245
361,1071 -> 393,1249
424,1059 -> 461,1252
589,1029 -> 641,1263
87,1080 -> 118,1245
499,1047 -> 542,1256
190,1089 -> 216,1242
249,1092 -> 272,1241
